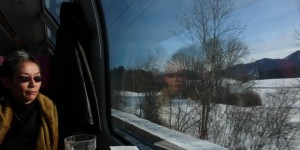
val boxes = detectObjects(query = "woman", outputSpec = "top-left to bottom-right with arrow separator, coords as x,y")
158,60 -> 198,130
159,60 -> 190,105
0,51 -> 58,150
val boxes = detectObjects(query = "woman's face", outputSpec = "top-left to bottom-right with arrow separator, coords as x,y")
4,61 -> 42,104
164,72 -> 187,94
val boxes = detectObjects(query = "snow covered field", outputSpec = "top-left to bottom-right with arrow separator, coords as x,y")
115,78 -> 300,149
254,78 -> 300,149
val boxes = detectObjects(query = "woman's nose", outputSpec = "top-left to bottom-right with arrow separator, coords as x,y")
28,78 -> 36,87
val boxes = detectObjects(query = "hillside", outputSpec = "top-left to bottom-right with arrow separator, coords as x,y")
232,50 -> 300,79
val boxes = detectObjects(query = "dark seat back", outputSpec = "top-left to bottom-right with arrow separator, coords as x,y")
47,2 -> 95,148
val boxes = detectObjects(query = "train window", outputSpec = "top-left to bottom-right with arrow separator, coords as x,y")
46,26 -> 56,45
44,0 -> 71,22
100,0 -> 300,149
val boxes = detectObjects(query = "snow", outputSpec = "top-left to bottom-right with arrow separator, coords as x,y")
112,109 -> 228,150
253,78 -> 300,88
254,78 -> 300,109
122,91 -> 143,96
114,78 -> 300,149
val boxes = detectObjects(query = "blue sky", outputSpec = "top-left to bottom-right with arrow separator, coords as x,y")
101,0 -> 300,68
237,0 -> 300,62
161,0 -> 300,63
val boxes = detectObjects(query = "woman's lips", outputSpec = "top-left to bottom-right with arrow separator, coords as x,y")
26,91 -> 37,95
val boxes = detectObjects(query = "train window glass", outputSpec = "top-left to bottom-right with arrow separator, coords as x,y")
100,0 -> 300,149
44,0 -> 71,22
46,26 -> 56,45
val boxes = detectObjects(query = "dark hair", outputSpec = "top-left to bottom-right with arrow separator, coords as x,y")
0,50 -> 41,79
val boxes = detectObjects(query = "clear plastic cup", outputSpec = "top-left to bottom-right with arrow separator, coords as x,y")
64,134 -> 96,150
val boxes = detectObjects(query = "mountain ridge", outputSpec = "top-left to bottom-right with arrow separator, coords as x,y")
232,50 -> 300,79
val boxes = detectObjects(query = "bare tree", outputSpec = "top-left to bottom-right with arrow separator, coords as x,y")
110,67 -> 130,112
111,90 -> 128,112
170,46 -> 204,74
166,1 -> 300,149
158,94 -> 199,133
132,53 -> 162,124
177,0 -> 249,139
207,81 -> 300,150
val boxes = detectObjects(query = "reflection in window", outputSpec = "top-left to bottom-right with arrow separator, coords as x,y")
101,0 -> 300,149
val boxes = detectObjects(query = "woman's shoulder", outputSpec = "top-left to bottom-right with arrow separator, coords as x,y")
36,93 -> 56,107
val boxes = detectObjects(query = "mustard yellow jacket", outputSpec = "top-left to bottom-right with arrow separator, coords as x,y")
0,93 -> 58,150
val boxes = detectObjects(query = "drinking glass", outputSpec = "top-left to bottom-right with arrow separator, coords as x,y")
64,134 -> 96,150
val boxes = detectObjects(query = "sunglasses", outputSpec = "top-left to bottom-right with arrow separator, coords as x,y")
16,76 -> 43,83
165,73 -> 187,78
